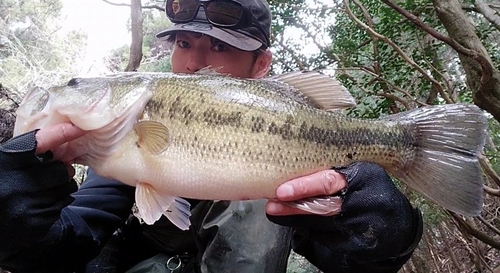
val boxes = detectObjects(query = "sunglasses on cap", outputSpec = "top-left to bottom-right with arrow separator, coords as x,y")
165,0 -> 270,47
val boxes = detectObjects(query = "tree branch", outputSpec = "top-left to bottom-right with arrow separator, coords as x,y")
381,0 -> 493,85
375,92 -> 411,110
351,0 -> 382,77
479,154 -> 500,188
438,222 -> 462,270
451,213 -> 500,250
483,185 -> 500,197
343,0 -> 452,103
359,67 -> 425,106
102,0 -> 130,7
276,36 -> 307,71
414,30 -> 456,102
432,0 -> 500,123
336,67 -> 427,108
102,0 -> 164,11
474,1 -> 500,31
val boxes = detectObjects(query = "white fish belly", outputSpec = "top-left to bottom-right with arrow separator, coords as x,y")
93,139 -> 295,200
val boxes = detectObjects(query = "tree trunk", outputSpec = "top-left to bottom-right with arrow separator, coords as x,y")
432,0 -> 500,122
125,0 -> 144,72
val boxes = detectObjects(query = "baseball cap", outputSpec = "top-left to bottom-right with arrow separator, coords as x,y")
156,0 -> 271,51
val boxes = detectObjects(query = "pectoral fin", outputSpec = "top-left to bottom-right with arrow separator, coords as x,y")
134,121 -> 170,154
135,182 -> 192,230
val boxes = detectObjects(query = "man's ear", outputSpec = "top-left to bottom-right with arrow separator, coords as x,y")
252,49 -> 272,79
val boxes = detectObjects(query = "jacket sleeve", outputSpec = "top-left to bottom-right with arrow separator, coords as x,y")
0,131 -> 135,273
268,162 -> 423,273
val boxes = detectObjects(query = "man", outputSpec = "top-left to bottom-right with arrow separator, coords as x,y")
0,0 -> 423,272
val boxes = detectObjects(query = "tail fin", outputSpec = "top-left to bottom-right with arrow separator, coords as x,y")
386,103 -> 487,216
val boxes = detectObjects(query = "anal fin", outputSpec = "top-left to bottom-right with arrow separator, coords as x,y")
164,198 -> 192,230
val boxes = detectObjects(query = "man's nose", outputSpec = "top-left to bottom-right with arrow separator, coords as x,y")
186,51 -> 207,73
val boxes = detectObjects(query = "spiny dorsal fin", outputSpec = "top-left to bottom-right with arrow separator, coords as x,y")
268,71 -> 356,111
134,121 -> 170,154
196,65 -> 225,76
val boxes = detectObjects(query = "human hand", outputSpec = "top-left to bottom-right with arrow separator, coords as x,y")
0,126 -> 82,254
265,170 -> 347,216
266,162 -> 423,269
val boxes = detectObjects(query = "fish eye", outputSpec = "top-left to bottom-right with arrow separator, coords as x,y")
67,78 -> 82,86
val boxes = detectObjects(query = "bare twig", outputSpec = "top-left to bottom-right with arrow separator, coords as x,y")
424,230 -> 441,271
375,92 -> 411,109
438,222 -> 462,271
361,71 -> 423,107
474,1 -> 500,31
342,0 -> 453,104
477,216 -> 500,236
483,185 -> 500,197
101,0 -> 164,11
351,0 -> 384,83
381,0 -> 493,84
479,154 -> 500,188
414,30 -> 456,101
102,0 -> 130,7
276,36 -> 307,71
451,213 -> 500,250
337,67 -> 427,107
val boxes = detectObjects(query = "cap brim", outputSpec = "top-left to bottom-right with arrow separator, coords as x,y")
156,22 -> 263,51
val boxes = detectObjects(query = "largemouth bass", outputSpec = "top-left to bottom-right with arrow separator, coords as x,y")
13,71 -> 487,230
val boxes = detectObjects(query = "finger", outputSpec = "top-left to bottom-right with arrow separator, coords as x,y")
35,123 -> 86,155
276,170 -> 347,201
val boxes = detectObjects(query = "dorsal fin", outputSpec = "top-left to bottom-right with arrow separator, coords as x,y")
195,66 -> 225,76
267,71 -> 356,111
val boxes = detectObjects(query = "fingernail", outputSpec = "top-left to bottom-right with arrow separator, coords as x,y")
267,202 -> 284,214
276,184 -> 294,199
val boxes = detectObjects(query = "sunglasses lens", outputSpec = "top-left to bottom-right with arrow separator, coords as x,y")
166,0 -> 199,21
205,1 -> 243,26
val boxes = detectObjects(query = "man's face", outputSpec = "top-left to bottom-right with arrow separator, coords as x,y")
170,31 -> 260,79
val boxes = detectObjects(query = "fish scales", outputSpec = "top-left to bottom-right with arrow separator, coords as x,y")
144,76 -> 416,182
13,71 -> 487,229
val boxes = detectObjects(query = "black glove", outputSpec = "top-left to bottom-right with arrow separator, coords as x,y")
267,162 -> 423,273
0,131 -> 77,258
